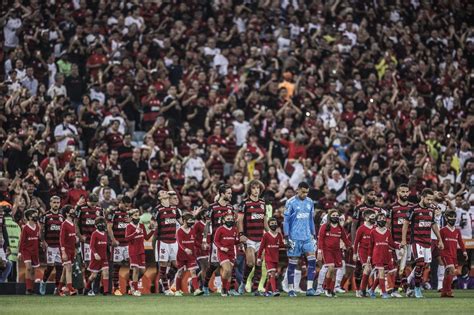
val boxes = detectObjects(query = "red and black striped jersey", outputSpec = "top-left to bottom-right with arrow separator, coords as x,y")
77,205 -> 104,243
238,198 -> 266,242
153,205 -> 181,244
351,204 -> 386,229
107,208 -> 129,246
40,211 -> 64,248
388,201 -> 413,243
406,205 -> 434,248
206,202 -> 234,237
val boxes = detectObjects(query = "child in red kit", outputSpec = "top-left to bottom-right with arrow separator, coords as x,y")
18,208 -> 40,295
440,211 -> 467,298
257,217 -> 284,297
59,205 -> 78,296
85,217 -> 109,296
353,210 -> 376,297
367,212 -> 400,299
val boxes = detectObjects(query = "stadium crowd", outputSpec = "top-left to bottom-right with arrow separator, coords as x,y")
0,0 -> 473,298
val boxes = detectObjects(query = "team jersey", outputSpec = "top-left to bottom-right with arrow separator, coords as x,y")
76,205 -> 104,243
194,220 -> 209,250
369,228 -> 398,258
60,220 -> 76,251
153,204 -> 181,244
19,223 -> 40,254
125,223 -> 153,256
107,208 -> 129,246
257,231 -> 284,263
214,225 -> 239,251
318,223 -> 351,251
406,205 -> 435,248
176,226 -> 196,258
389,201 -> 413,243
238,198 -> 266,241
40,211 -> 63,248
283,196 -> 315,241
440,226 -> 466,259
206,202 -> 234,237
354,223 -> 374,253
352,203 -> 385,229
90,230 -> 108,260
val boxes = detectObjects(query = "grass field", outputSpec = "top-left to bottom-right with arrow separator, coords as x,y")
1,290 -> 473,314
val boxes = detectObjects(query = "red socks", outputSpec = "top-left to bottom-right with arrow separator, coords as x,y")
26,279 -> 33,291
103,279 -> 109,294
270,275 -> 277,292
67,283 -> 73,291
371,278 -> 379,291
360,274 -> 369,291
176,277 -> 182,291
379,277 -> 386,293
191,276 -> 199,290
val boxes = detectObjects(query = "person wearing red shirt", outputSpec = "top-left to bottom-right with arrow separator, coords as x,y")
256,217 -> 284,297
279,135 -> 307,160
59,205 -> 78,296
317,209 -> 351,298
125,209 -> 155,297
367,213 -> 400,299
214,212 -> 239,297
66,176 -> 88,207
175,213 -> 203,296
193,209 -> 210,288
353,210 -> 376,297
85,217 -> 109,296
440,211 -> 467,298
18,208 -> 40,295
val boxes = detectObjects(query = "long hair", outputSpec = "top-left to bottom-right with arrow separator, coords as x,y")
326,208 -> 339,232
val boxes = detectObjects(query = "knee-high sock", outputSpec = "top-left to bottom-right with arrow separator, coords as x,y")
230,267 -> 238,290
437,265 -> 445,290
335,268 -> 344,288
317,265 -> 329,290
252,265 -> 262,291
113,264 -> 121,290
414,261 -> 424,288
26,278 -> 33,291
175,276 -> 182,292
354,262 -> 362,289
307,256 -> 316,289
379,277 -> 386,293
422,266 -> 430,283
394,271 -> 401,289
361,273 -> 369,291
371,277 -> 380,291
55,265 -> 63,288
286,259 -> 297,290
102,278 -> 109,294
160,266 -> 169,291
204,264 -> 218,287
168,266 -> 178,288
243,265 -> 253,285
43,266 -> 54,282
191,276 -> 199,291
387,273 -> 395,292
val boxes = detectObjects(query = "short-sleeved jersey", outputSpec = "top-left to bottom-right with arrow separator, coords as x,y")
90,230 -> 108,260
40,211 -> 63,248
206,202 -> 234,237
153,205 -> 181,244
318,223 -> 351,251
107,208 -> 129,246
369,228 -> 398,257
440,226 -> 466,259
406,205 -> 435,248
77,205 -> 104,243
238,198 -> 266,241
257,231 -> 284,263
19,223 -> 40,254
60,220 -> 76,251
388,201 -> 413,243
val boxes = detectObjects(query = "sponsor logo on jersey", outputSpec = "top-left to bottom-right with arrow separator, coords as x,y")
251,213 -> 264,220
50,224 -> 60,231
118,222 -> 127,229
86,218 -> 95,225
165,218 -> 176,225
419,221 -> 431,228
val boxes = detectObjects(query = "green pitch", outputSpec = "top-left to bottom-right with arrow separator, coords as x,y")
1,291 -> 473,314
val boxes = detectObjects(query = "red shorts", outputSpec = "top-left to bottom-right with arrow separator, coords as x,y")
88,258 -> 109,272
441,256 -> 457,268
176,255 -> 198,270
322,249 -> 343,268
217,251 -> 235,265
130,253 -> 146,269
62,248 -> 76,265
195,247 -> 210,260
372,251 -> 391,268
344,248 -> 355,267
265,261 -> 278,272
21,250 -> 40,268
358,248 -> 369,265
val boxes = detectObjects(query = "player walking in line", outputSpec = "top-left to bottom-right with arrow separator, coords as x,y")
59,205 -> 78,296
283,182 -> 317,297
401,188 -> 444,298
85,217 -> 109,296
353,210 -> 376,297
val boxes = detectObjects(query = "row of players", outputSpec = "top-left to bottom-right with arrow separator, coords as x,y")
16,181 -> 467,298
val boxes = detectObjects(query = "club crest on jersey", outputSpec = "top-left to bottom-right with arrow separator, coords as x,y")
96,211 -> 101,216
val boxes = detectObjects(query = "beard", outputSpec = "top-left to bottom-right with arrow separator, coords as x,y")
366,198 -> 375,206
399,196 -> 408,202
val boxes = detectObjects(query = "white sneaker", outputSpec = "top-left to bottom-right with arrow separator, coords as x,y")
174,290 -> 183,296
391,291 -> 402,298
87,291 -> 96,296
406,288 -> 414,297
335,287 -> 346,294
133,290 -> 142,297
356,290 -> 362,298
325,290 -> 332,298
164,290 -> 174,296
315,288 -> 324,296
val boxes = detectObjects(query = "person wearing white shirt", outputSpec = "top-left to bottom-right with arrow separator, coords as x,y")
21,67 -> 38,96
54,112 -> 79,153
3,14 -> 22,50
102,105 -> 127,135
232,110 -> 251,147
184,144 -> 206,182
47,73 -> 67,99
